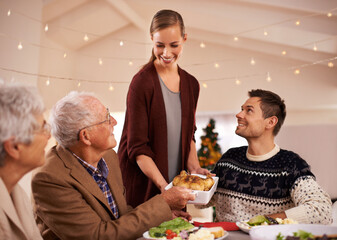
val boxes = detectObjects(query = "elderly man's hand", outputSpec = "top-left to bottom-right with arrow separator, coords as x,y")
172,210 -> 192,221
161,186 -> 195,210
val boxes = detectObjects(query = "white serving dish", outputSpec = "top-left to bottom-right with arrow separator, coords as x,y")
165,174 -> 219,205
249,224 -> 337,240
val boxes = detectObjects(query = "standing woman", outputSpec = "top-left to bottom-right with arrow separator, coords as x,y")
118,9 -> 209,208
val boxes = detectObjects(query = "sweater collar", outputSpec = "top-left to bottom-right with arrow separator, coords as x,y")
246,144 -> 280,162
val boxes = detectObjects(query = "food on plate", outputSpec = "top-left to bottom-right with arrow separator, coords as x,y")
276,230 -> 337,240
204,227 -> 225,238
247,215 -> 298,227
172,171 -> 214,191
148,217 -> 194,238
188,229 -> 214,240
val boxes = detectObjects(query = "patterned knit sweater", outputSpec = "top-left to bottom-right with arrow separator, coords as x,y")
200,145 -> 332,224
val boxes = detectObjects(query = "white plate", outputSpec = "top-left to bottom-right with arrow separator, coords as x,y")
165,174 -> 219,205
249,224 -> 337,240
143,228 -> 229,239
236,221 -> 251,233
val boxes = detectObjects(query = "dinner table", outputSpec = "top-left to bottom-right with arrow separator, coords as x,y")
137,229 -> 250,240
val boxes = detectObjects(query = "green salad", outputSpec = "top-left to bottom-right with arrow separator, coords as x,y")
276,230 -> 314,240
149,217 -> 194,238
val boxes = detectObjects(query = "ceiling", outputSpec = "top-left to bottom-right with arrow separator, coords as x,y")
35,0 -> 337,114
42,0 -> 337,63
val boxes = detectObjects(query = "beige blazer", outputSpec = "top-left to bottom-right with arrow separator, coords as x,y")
0,178 -> 43,240
32,145 -> 172,240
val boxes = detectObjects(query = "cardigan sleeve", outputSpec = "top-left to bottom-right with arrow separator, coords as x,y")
124,73 -> 156,162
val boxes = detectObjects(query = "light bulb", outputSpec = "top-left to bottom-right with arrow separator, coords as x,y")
328,62 -> 334,68
250,57 -> 256,66
202,83 -> 208,88
46,78 -> 50,86
266,72 -> 272,82
63,52 -> 67,58
327,12 -> 332,17
109,84 -> 114,91
128,61 -> 133,66
119,41 -> 124,46
84,34 -> 89,41
282,50 -> 287,56
17,42 -> 23,50
98,58 -> 103,65
294,69 -> 300,75
313,43 -> 317,51
200,42 -> 206,48
214,63 -> 219,68
44,24 -> 49,32
235,79 -> 241,85
263,30 -> 268,36
234,36 -> 239,42
7,9 -> 11,16
295,20 -> 300,26
77,81 -> 81,87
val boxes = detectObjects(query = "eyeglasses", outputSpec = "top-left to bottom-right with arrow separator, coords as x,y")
35,120 -> 51,136
77,108 -> 111,140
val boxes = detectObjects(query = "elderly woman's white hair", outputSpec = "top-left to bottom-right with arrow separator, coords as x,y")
49,91 -> 98,148
0,83 -> 44,166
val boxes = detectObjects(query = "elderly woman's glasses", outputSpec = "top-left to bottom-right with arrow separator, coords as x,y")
35,120 -> 51,136
77,108 -> 111,140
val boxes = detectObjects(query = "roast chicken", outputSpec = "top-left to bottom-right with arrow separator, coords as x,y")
172,170 -> 214,191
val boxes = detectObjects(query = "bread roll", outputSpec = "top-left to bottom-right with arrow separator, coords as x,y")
205,227 -> 225,238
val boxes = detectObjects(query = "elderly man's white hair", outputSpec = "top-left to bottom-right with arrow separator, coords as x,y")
0,83 -> 44,166
49,91 -> 99,148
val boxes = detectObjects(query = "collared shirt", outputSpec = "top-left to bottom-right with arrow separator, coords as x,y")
70,151 -> 119,218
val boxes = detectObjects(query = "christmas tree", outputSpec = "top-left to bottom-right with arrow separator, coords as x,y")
197,118 -> 222,170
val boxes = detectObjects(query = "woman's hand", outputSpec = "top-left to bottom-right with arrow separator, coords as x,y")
190,167 -> 215,176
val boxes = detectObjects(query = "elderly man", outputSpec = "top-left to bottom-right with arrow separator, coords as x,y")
32,91 -> 194,240
0,84 -> 50,240
200,89 -> 332,224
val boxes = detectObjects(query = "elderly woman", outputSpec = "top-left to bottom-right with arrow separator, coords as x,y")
0,83 -> 50,240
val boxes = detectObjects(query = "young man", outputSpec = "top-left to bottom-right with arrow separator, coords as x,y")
203,89 -> 331,224
32,91 -> 194,240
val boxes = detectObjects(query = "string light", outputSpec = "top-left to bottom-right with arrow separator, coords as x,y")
313,43 -> 317,51
295,20 -> 300,26
282,50 -> 287,56
63,52 -> 67,58
98,58 -> 103,65
17,42 -> 23,50
263,29 -> 268,36
7,9 -> 11,16
109,83 -> 114,91
200,42 -> 206,48
119,41 -> 124,46
266,72 -> 272,82
328,62 -> 334,68
128,61 -> 133,66
214,63 -> 219,68
46,77 -> 50,86
235,78 -> 241,85
202,83 -> 208,88
44,24 -> 48,32
83,34 -> 89,42
294,69 -> 300,75
327,12 -> 332,17
233,36 -> 239,42
250,57 -> 256,66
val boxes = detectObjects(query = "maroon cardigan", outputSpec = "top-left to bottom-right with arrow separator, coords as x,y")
118,62 -> 200,207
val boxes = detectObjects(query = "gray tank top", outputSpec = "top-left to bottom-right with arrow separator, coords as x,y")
158,75 -> 182,182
